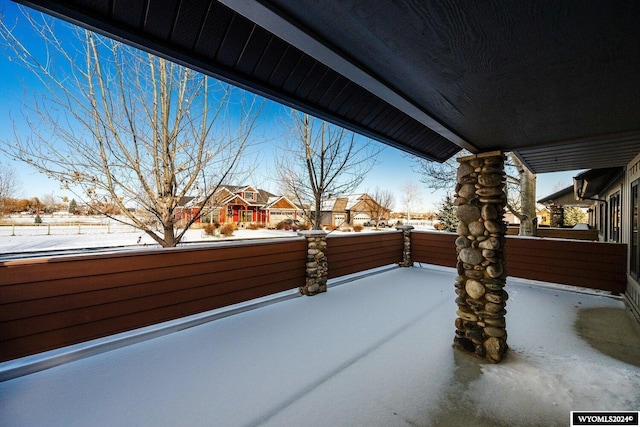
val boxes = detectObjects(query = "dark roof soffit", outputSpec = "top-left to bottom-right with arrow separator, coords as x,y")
15,0 -> 465,163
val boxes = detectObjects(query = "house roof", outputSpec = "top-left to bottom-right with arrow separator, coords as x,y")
538,167 -> 625,206
537,186 -> 590,207
18,0 -> 640,173
573,167 -> 624,200
218,185 -> 276,206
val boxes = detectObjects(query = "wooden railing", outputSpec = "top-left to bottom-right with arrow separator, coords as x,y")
507,226 -> 599,241
411,230 -> 626,293
326,232 -> 403,278
411,231 -> 458,268
0,229 -> 627,362
0,239 -> 307,362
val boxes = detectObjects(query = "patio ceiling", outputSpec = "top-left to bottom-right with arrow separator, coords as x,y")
15,0 -> 640,173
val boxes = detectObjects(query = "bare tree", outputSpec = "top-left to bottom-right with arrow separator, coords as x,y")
0,161 -> 21,216
400,181 -> 422,222
367,187 -> 394,229
415,151 -> 537,236
0,9 -> 263,247
275,112 -> 382,230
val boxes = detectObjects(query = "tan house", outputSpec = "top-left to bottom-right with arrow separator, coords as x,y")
320,194 -> 391,227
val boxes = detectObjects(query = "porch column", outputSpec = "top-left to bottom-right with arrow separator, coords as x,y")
453,151 -> 508,363
298,230 -> 328,295
396,225 -> 414,267
550,205 -> 564,227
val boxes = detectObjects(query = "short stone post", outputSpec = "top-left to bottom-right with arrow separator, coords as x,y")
396,225 -> 414,267
550,205 -> 564,228
298,230 -> 328,295
453,151 -> 508,363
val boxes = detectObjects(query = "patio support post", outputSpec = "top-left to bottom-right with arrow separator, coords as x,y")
550,205 -> 564,227
298,230 -> 328,295
396,225 -> 414,267
453,151 -> 508,363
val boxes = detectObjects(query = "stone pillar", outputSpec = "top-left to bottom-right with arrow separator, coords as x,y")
298,230 -> 328,295
453,151 -> 508,363
550,205 -> 564,227
396,225 -> 414,267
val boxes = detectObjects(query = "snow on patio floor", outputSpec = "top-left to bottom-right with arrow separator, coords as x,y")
1,266 -> 639,426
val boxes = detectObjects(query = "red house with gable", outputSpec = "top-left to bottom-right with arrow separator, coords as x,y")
178,185 -> 303,227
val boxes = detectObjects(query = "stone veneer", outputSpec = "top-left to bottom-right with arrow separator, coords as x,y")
453,151 -> 508,363
298,230 -> 328,295
396,225 -> 415,267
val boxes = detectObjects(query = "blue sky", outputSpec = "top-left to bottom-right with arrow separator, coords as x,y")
0,0 -> 579,212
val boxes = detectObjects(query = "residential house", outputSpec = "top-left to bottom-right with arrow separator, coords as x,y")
537,164 -> 640,314
177,185 -> 303,227
320,194 -> 391,227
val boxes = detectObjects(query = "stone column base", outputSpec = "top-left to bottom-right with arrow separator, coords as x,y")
298,230 -> 328,295
396,225 -> 414,267
453,151 -> 508,363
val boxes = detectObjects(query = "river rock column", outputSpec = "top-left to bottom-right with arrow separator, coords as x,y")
550,205 -> 564,227
298,230 -> 328,296
453,151 -> 508,363
396,225 -> 414,267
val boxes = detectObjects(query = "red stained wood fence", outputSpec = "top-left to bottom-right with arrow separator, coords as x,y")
0,239 -> 307,362
0,230 -> 627,362
326,232 -> 403,279
411,230 -> 626,293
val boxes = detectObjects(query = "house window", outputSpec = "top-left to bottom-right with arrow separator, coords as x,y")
244,191 -> 256,201
609,191 -> 621,242
240,210 -> 253,222
631,181 -> 639,279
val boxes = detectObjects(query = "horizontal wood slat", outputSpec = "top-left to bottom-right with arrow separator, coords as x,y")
506,237 -> 626,292
0,239 -> 307,362
507,226 -> 599,241
0,230 -> 628,362
326,232 -> 403,279
411,232 -> 457,267
411,231 -> 626,292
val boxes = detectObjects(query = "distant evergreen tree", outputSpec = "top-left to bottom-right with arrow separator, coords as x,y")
68,199 -> 77,214
436,194 -> 458,232
563,206 -> 588,226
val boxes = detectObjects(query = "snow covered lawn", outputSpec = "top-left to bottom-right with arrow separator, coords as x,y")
0,221 -> 398,258
1,266 -> 638,426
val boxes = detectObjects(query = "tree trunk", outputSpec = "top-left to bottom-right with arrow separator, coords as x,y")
519,166 -> 537,236
313,195 -> 322,230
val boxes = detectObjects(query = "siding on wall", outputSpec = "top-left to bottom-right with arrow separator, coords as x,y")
0,239 -> 307,362
326,232 -> 403,279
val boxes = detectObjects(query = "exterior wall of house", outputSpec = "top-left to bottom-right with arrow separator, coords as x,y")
568,156 -> 640,318
587,153 -> 640,318
625,154 -> 640,317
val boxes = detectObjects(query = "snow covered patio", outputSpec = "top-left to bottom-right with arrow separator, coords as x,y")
1,265 -> 639,426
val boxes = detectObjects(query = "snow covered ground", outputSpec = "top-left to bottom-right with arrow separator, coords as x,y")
0,216 -> 402,258
0,225 -> 299,255
1,266 -> 638,426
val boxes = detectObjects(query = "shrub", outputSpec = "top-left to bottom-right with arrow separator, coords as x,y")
275,221 -> 285,230
299,222 -> 311,230
203,223 -> 216,235
34,214 -> 42,224
220,223 -> 235,237
353,224 -> 363,232
247,223 -> 261,230
395,220 -> 403,226
325,224 -> 337,231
